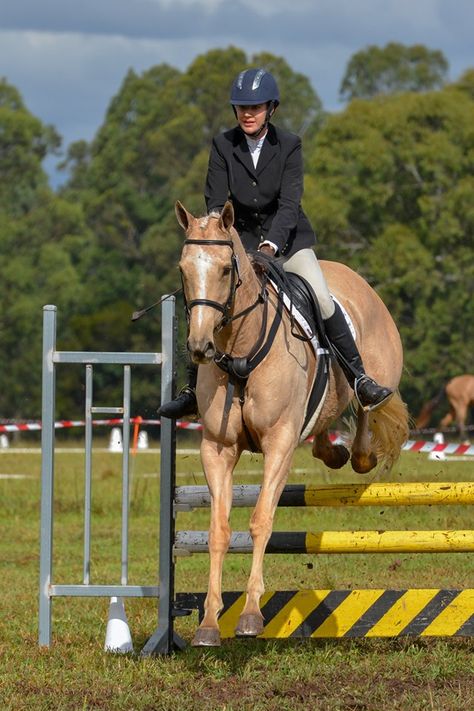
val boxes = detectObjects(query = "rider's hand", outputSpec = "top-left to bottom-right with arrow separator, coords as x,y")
253,242 -> 275,278
258,243 -> 276,257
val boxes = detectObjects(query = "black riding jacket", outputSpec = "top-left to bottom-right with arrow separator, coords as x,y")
204,123 -> 316,258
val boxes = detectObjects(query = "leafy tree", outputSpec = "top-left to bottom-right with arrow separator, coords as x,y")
251,51 -> 323,136
8,49 -> 474,422
339,43 -> 448,101
304,86 -> 474,412
0,78 -> 60,216
448,68 -> 474,101
0,79 -> 98,418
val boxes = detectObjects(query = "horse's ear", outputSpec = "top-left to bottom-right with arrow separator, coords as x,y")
219,201 -> 234,232
175,201 -> 194,231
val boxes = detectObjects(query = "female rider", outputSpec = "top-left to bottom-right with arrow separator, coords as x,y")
158,68 -> 393,418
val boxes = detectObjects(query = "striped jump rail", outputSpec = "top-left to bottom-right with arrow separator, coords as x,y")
176,589 -> 474,638
174,481 -> 474,510
174,481 -> 474,638
174,529 -> 474,555
175,482 -> 474,554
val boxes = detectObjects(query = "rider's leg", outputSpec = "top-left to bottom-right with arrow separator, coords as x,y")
157,360 -> 198,418
283,249 -> 393,411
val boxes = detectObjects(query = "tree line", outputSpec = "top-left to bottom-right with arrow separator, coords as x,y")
0,43 -> 473,424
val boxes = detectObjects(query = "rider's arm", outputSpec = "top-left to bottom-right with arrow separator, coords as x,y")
204,138 -> 229,213
265,136 -> 303,253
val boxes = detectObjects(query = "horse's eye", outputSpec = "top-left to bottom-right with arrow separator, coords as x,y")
223,266 -> 232,276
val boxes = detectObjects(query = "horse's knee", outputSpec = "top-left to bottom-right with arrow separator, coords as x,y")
209,521 -> 231,552
249,514 -> 272,540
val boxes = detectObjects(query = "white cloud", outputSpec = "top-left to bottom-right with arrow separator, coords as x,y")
1,0 -> 473,188
0,30 -> 219,143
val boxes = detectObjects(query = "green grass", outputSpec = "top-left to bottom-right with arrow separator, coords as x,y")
1,436 -> 474,710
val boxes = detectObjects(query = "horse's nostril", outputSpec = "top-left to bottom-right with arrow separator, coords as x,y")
188,340 -> 215,364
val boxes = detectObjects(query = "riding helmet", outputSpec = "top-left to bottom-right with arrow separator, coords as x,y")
230,68 -> 280,107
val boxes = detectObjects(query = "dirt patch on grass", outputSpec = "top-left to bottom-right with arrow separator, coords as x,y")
187,670 -> 474,711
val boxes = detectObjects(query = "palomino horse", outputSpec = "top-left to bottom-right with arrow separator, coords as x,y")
415,374 -> 474,443
176,200 -> 409,646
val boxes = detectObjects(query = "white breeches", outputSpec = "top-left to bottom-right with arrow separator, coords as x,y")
282,248 -> 335,319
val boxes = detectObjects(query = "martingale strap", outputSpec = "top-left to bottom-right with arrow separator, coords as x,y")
214,288 -> 283,389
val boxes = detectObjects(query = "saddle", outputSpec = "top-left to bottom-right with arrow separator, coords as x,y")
253,252 -> 328,348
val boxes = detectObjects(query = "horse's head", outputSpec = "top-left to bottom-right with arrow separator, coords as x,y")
176,200 -> 241,364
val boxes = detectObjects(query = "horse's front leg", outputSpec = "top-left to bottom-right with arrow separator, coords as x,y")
235,441 -> 296,637
191,437 -> 239,647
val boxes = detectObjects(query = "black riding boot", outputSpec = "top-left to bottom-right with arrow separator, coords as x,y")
323,303 -> 393,412
157,362 -> 198,418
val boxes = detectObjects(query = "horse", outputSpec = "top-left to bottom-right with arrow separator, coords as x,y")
175,200 -> 409,646
415,374 -> 474,444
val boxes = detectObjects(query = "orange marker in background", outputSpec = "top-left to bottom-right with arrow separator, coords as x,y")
131,415 -> 142,456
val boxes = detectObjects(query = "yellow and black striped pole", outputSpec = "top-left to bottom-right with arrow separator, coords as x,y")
174,482 -> 474,510
174,529 -> 474,554
176,589 -> 474,638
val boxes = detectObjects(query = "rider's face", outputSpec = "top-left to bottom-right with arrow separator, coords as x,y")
235,103 -> 268,136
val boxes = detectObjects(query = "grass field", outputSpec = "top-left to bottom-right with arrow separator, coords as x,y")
1,434 -> 474,710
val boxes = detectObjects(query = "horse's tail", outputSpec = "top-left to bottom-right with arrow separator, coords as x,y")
415,385 -> 447,428
369,390 -> 410,474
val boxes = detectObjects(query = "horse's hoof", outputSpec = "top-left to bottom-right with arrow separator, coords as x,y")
351,451 -> 378,474
235,613 -> 264,637
317,444 -> 350,469
191,627 -> 221,647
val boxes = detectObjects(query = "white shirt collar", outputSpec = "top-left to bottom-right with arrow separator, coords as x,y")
245,134 -> 266,168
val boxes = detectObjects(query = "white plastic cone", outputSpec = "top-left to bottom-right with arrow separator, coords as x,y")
109,428 -> 123,453
104,597 -> 133,653
137,431 -> 149,449
428,432 -> 446,460
428,451 -> 446,461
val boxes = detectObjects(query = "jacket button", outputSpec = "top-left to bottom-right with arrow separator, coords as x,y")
252,181 -> 257,186
253,198 -> 257,203
253,212 -> 258,217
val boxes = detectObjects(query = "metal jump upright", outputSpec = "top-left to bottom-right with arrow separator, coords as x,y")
39,298 -> 180,654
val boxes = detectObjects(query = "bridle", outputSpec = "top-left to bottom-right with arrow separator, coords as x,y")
182,236 -> 283,389
182,238 -> 266,329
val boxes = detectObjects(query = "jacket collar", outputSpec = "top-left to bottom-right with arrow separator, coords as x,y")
232,123 -> 278,176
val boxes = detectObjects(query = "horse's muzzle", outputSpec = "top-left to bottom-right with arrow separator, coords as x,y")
187,339 -> 216,364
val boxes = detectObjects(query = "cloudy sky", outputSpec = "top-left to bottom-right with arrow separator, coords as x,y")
2,0 -> 473,185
